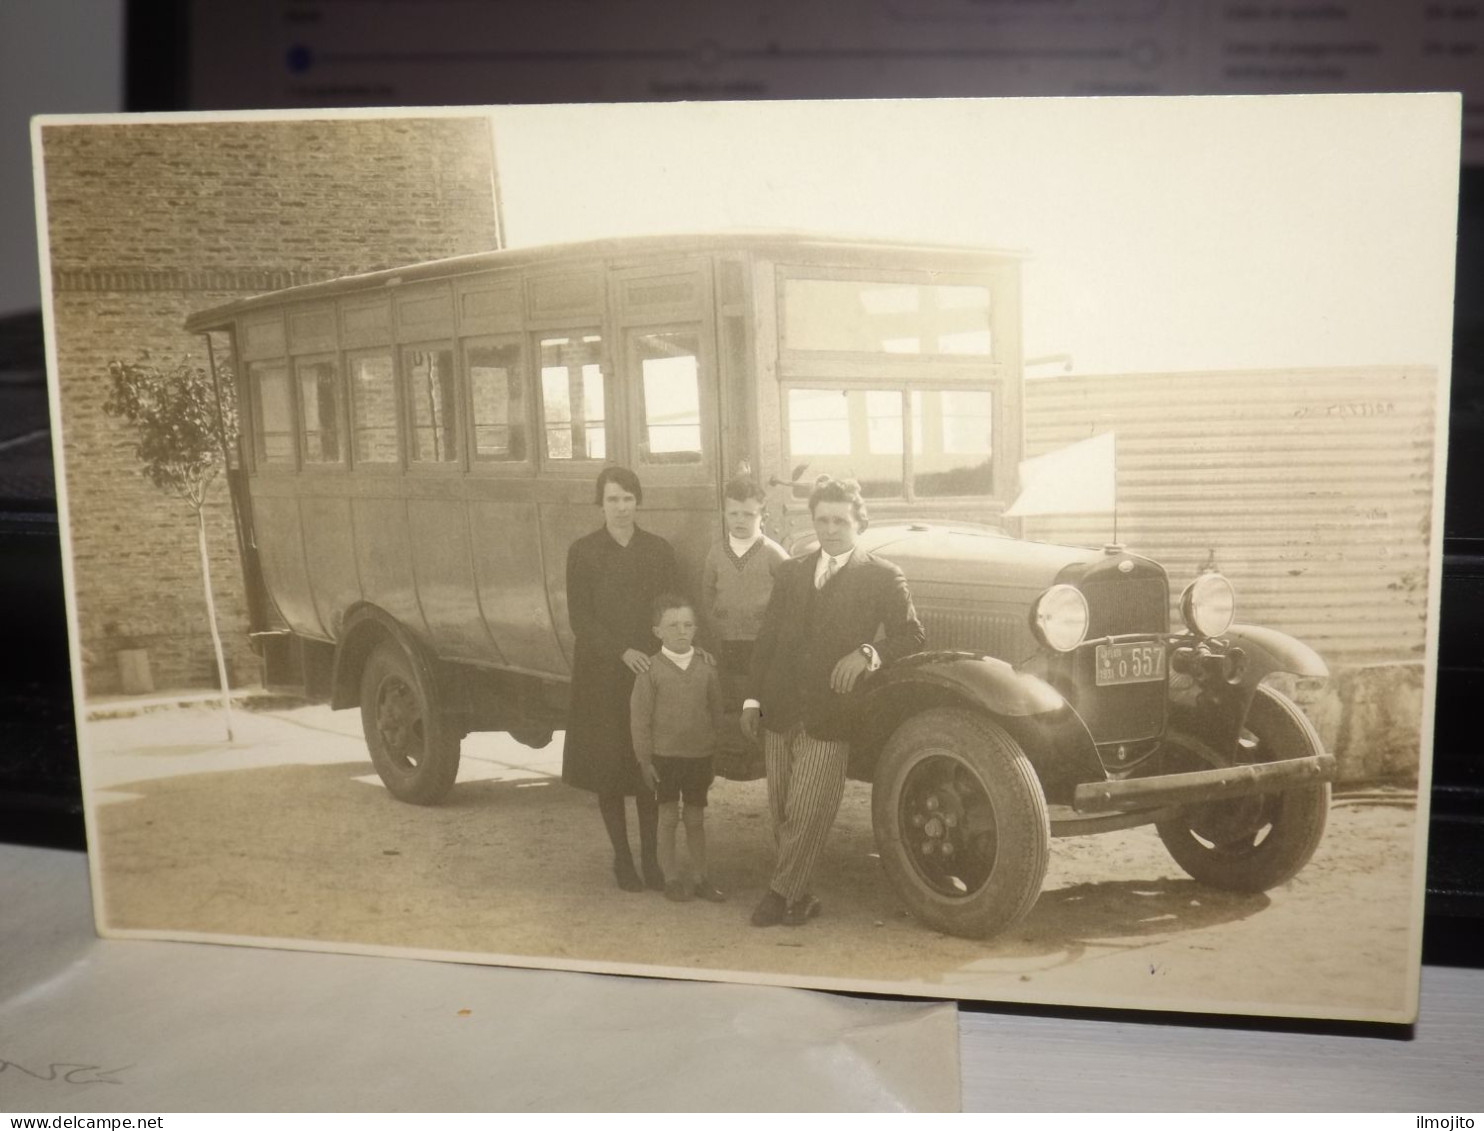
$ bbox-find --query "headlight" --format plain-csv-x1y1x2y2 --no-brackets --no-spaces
1181,572,1236,638
1032,584,1090,652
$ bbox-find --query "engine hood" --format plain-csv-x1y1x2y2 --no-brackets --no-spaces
841,522,1106,590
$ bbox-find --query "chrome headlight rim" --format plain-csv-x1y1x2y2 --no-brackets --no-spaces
1032,583,1090,653
1181,572,1236,638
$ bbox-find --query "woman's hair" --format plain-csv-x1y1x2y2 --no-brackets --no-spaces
807,474,868,532
722,475,767,505
594,464,643,505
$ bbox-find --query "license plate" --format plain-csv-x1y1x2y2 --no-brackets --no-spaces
1095,642,1166,686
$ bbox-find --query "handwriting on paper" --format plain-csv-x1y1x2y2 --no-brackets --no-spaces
0,1058,129,1086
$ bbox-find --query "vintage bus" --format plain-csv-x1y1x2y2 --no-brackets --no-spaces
186,233,1333,939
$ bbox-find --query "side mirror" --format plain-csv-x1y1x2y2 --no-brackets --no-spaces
768,461,811,487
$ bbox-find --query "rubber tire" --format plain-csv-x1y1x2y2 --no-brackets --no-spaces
872,707,1050,940
359,639,461,805
1156,685,1330,892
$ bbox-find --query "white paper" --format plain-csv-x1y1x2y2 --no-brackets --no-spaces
0,844,960,1112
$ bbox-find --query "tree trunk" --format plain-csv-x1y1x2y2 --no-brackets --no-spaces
196,506,235,742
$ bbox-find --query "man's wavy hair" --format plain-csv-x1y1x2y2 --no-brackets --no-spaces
807,474,868,533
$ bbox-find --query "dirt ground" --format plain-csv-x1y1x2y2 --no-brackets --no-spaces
82,701,1425,1021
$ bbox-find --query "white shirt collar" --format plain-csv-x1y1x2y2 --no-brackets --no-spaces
814,548,852,584
661,645,695,670
728,533,761,558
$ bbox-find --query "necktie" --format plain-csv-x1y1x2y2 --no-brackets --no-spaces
817,554,839,590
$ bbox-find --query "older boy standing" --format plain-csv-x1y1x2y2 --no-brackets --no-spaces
703,476,788,778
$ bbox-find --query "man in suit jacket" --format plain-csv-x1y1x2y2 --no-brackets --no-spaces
741,476,925,927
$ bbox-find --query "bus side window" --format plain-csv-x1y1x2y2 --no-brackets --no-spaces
466,337,528,462
297,355,343,464
250,359,295,466
539,333,606,461
630,327,704,466
349,350,398,465
404,344,459,464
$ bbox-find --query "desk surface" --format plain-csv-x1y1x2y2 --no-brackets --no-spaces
3,842,1481,1112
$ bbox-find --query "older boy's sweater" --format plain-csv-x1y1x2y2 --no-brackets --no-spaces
702,536,789,642
630,652,724,762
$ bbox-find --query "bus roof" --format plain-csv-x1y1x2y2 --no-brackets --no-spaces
184,230,1023,333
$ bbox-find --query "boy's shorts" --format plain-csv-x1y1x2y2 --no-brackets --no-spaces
652,755,715,806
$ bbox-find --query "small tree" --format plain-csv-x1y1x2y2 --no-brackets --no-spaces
104,350,240,740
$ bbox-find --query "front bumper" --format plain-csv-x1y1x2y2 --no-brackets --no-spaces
1072,753,1336,815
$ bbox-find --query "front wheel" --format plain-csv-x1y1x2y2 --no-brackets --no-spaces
359,639,461,805
872,708,1050,940
1156,685,1330,891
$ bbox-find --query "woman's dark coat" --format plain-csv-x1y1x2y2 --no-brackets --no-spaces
561,525,680,794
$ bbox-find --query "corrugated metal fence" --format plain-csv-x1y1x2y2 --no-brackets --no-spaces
1022,367,1439,667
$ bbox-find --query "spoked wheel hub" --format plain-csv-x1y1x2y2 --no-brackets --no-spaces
374,675,424,769
900,753,997,897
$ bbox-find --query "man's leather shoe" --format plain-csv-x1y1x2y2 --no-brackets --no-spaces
782,895,822,926
693,878,727,903
750,890,787,927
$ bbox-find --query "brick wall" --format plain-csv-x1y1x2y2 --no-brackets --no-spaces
41,118,500,697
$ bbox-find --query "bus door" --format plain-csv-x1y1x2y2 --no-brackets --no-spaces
611,259,723,603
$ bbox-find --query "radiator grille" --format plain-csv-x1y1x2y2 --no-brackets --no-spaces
1082,576,1168,638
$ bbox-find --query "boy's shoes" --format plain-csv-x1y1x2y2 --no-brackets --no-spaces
783,895,822,926
642,859,667,892
750,890,788,927
692,878,727,903
614,858,645,893
664,879,694,903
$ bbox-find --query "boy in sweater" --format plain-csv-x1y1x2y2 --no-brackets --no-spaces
703,477,789,778
631,594,727,902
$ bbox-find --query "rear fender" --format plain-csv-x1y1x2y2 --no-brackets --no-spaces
330,605,437,711
849,652,1102,796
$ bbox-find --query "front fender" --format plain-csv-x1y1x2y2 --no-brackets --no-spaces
1225,623,1330,683
1169,623,1329,756
847,651,1101,795
871,651,1065,717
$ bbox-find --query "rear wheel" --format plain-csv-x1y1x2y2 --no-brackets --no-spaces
359,639,461,805
872,708,1050,939
1156,685,1329,891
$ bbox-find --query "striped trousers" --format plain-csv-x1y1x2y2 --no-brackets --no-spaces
763,725,850,903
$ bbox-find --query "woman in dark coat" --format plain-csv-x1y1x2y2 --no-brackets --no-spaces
563,465,681,891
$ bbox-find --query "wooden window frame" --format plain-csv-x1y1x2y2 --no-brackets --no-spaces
294,352,348,473
346,346,403,473
462,332,535,477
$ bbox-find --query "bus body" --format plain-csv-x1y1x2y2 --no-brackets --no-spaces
187,232,1334,940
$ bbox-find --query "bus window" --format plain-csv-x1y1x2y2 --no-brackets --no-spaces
250,359,294,466
787,386,994,499
405,344,459,464
632,328,703,465
912,388,993,497
297,355,343,464
466,338,528,462
350,351,398,465
539,333,606,461
782,279,992,357
786,387,905,498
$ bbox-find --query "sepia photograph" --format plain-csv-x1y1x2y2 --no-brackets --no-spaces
33,96,1458,1022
